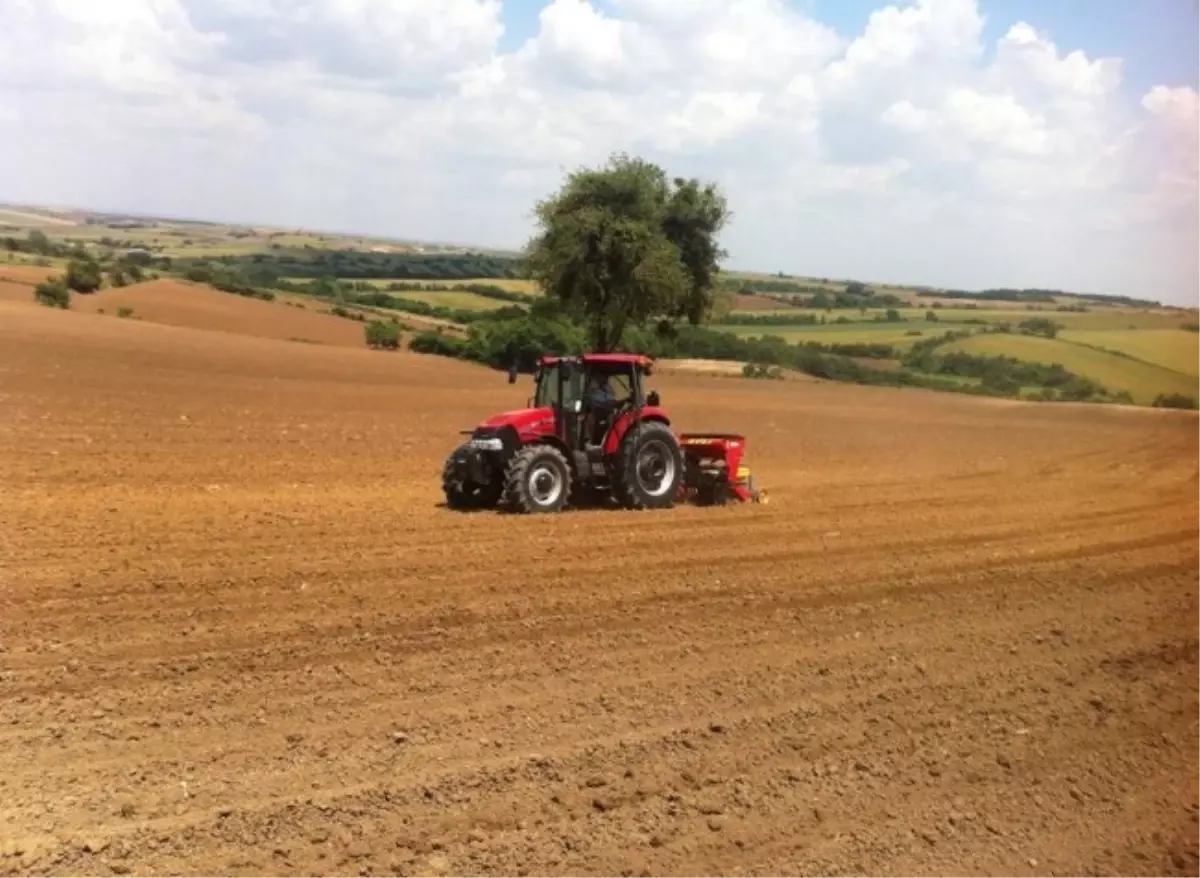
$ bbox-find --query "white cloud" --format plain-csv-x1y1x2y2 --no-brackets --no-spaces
186,0,503,88
1142,84,1200,134
0,0,1195,303
995,22,1122,96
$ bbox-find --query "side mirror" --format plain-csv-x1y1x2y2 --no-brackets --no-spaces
647,390,660,407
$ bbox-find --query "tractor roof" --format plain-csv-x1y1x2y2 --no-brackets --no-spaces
539,353,654,369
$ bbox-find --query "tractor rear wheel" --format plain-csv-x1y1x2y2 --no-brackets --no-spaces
613,420,683,510
442,444,503,510
502,444,572,513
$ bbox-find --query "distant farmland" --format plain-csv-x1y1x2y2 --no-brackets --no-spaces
942,333,1198,405
1059,329,1199,378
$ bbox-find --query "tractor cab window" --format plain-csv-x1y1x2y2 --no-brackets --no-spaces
605,371,632,404
534,366,557,408
584,366,634,409
535,363,585,411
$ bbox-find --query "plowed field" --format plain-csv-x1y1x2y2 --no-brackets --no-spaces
0,265,58,303
68,280,370,347
1,301,1197,877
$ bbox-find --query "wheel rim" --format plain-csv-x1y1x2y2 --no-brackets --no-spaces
528,462,564,506
636,439,676,497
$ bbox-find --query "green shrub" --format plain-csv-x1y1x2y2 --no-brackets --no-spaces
117,306,135,319
365,320,401,349
742,362,783,380
409,330,466,358
980,372,1021,394
33,280,70,309
65,258,103,293
1152,393,1198,410
330,304,366,321
1017,317,1061,339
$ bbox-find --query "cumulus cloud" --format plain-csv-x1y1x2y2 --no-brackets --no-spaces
0,0,1194,302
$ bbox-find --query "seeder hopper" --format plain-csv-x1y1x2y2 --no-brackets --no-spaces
678,433,768,506
441,353,768,514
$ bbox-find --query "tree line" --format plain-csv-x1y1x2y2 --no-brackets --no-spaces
171,250,522,283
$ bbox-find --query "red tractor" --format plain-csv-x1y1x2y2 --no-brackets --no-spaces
441,353,767,513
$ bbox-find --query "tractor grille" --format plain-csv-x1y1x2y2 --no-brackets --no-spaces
470,425,519,457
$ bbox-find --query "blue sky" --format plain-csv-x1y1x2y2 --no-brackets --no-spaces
0,0,1196,303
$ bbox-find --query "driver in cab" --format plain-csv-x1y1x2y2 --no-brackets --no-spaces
585,372,617,445
586,372,615,409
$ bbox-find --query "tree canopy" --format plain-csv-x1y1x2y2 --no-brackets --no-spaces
523,153,730,352
65,257,103,294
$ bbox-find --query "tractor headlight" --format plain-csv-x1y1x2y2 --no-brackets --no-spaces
469,437,503,452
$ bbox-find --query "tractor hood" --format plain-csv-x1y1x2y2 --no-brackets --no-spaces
476,406,555,436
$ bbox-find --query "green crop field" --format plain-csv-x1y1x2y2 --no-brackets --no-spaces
721,322,943,350
397,290,512,311
724,306,1194,330
1037,309,1197,330
2,253,74,274
942,333,1199,405
417,277,541,295
297,277,540,296
1060,329,1199,378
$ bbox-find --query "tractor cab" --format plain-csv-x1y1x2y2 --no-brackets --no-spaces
531,354,661,452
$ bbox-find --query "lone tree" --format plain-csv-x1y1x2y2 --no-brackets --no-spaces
524,152,730,352
65,257,103,294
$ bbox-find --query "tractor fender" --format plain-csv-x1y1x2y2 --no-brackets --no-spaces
604,409,672,457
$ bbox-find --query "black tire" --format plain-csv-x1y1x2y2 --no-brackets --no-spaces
442,444,503,510
613,420,683,510
502,444,573,514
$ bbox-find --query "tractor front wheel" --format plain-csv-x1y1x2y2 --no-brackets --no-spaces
442,444,503,510
502,444,572,513
614,420,683,510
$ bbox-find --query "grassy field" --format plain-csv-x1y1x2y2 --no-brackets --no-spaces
285,277,539,296
397,290,510,311
416,277,540,295
1060,329,1199,378
724,307,1196,330
722,322,944,350
943,333,1199,405
3,252,71,272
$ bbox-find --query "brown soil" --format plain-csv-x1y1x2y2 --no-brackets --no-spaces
273,292,467,338
0,265,59,302
0,264,59,285
0,280,37,303
66,280,371,347
1,302,1196,877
